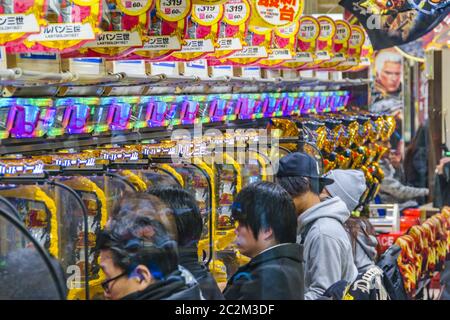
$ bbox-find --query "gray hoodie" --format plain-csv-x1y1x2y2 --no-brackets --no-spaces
353,222,378,272
297,197,358,300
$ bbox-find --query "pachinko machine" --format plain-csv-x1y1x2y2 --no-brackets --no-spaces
0,85,393,294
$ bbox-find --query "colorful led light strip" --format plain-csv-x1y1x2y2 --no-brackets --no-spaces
0,91,350,139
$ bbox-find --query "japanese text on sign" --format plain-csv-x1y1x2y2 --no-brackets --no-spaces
0,162,44,175
217,37,242,50
291,51,313,62
84,31,142,47
55,158,97,167
0,14,40,34
180,39,214,52
101,152,140,161
228,45,268,58
28,23,95,41
268,49,291,60
141,36,181,50
255,0,303,27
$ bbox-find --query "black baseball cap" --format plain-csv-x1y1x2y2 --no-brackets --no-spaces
276,152,334,185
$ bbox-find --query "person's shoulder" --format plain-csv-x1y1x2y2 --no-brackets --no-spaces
312,217,346,236
165,283,204,300
308,219,350,247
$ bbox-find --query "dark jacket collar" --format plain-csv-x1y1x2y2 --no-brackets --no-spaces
247,243,303,268
120,270,188,300
178,245,209,281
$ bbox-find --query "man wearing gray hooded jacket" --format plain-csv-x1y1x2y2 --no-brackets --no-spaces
321,169,379,273
276,152,358,300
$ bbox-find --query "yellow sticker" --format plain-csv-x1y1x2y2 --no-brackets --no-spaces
156,0,192,22
192,4,224,26
275,21,299,39
223,0,250,26
116,0,154,16
350,25,365,49
249,25,272,35
335,20,351,44
193,0,227,5
297,16,320,42
73,0,99,5
317,16,336,41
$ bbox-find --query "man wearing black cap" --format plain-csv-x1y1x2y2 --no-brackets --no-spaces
276,152,358,300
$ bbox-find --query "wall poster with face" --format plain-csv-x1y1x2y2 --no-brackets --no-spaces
370,48,404,154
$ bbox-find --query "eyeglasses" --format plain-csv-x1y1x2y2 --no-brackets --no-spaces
101,271,127,293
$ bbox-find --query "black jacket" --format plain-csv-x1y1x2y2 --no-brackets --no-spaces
121,269,203,300
223,243,304,300
179,246,224,300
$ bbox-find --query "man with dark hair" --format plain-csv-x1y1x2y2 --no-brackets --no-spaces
276,152,357,300
147,186,224,300
223,181,304,300
97,194,203,300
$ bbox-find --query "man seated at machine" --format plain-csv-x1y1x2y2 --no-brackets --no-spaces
147,186,224,300
97,194,203,300
223,181,304,300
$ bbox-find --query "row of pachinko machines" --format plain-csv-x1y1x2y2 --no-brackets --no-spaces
0,91,349,139
0,106,395,299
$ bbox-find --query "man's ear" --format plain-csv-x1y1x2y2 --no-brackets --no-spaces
260,228,274,242
133,265,154,287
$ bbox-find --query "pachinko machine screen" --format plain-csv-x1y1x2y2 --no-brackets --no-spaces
237,94,263,120
145,96,188,127
202,94,238,123
51,97,100,136
283,92,303,117
264,93,285,118
0,98,55,139
95,97,139,133
302,92,320,115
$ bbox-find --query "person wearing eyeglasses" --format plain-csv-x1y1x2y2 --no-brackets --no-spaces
222,181,304,300
97,194,203,300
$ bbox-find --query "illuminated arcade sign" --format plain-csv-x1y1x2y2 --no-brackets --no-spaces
100,149,141,161
54,157,97,167
0,161,45,175
0,92,349,141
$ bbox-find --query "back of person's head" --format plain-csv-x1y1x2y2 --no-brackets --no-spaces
321,169,377,252
276,152,331,197
98,212,179,281
322,169,367,212
0,248,67,300
277,175,319,197
112,192,178,243
231,181,297,243
147,186,203,247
